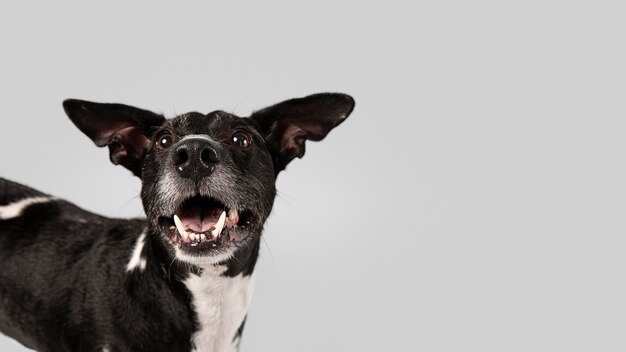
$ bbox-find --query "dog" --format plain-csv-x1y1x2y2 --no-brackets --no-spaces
0,93,354,352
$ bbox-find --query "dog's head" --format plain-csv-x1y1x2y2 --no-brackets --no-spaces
63,93,354,267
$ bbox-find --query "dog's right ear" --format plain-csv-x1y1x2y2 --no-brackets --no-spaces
250,93,355,174
63,99,166,177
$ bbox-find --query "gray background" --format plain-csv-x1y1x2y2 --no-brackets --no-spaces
1,1,625,351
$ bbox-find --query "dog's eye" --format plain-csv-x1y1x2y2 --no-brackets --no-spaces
232,132,252,148
156,133,174,150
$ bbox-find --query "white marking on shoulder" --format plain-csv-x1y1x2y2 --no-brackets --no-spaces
186,266,254,352
126,229,147,272
0,196,54,219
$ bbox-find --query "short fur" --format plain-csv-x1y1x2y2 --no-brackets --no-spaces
0,93,354,351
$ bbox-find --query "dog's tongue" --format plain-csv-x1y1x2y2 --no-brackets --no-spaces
179,205,222,233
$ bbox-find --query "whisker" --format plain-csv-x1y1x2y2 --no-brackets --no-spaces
120,193,142,210
231,94,251,115
261,236,275,265
276,191,298,214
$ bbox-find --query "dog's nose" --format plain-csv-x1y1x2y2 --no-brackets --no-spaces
172,139,220,181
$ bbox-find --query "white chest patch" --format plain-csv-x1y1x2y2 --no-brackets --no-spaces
0,196,54,219
185,266,255,352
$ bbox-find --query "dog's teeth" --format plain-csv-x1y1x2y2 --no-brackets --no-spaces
173,215,190,240
200,233,206,241
212,211,226,238
227,209,239,224
190,233,197,241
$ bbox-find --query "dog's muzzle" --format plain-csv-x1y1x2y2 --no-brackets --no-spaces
158,195,254,253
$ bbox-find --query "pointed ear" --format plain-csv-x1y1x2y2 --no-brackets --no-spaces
250,93,355,174
63,99,166,177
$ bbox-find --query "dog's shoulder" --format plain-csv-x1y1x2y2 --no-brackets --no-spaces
0,177,139,232
0,177,50,205
0,177,61,222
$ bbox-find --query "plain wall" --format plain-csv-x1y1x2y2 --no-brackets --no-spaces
1,1,625,351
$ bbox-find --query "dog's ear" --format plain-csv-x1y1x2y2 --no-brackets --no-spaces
63,99,166,177
250,93,355,174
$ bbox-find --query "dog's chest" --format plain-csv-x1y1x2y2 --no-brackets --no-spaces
184,266,254,352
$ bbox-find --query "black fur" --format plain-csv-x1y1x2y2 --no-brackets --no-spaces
0,93,354,351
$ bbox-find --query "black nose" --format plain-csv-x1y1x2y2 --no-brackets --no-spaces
172,139,220,181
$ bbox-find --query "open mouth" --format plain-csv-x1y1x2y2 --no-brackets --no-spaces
158,196,253,252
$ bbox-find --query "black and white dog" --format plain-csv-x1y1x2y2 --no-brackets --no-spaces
0,93,354,352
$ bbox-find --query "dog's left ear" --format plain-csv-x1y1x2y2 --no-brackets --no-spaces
250,93,355,174
63,99,166,177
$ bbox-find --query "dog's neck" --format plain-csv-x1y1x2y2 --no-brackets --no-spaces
183,263,255,352
126,226,259,352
